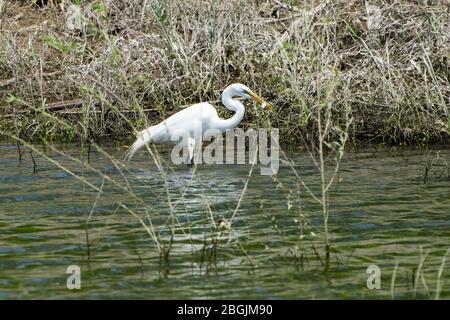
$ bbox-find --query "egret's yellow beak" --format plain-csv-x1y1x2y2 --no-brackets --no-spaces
247,91,273,110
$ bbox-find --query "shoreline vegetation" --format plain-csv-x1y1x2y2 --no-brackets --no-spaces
0,0,449,146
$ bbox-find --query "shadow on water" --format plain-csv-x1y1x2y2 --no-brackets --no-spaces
0,144,449,299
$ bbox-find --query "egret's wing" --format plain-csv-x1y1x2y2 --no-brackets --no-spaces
159,103,217,137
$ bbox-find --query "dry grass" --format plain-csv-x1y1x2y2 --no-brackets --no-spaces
0,0,449,145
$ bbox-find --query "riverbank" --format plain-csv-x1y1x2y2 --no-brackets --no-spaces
1,1,449,146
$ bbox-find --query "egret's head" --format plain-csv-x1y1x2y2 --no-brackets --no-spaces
225,83,273,110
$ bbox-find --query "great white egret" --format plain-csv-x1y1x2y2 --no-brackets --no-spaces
125,83,272,163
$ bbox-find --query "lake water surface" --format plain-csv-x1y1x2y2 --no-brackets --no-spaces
0,144,449,299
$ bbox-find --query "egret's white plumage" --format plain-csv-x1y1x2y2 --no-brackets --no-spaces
125,83,272,162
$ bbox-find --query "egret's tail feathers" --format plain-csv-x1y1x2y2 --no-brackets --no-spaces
124,137,146,162
123,125,162,162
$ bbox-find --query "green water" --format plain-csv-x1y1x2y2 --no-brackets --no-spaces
0,144,449,299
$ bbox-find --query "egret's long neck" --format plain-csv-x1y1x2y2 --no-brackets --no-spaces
214,90,245,132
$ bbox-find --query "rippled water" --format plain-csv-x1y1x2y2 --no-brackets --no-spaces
0,143,449,299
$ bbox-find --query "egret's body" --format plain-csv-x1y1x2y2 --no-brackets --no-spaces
126,83,271,162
